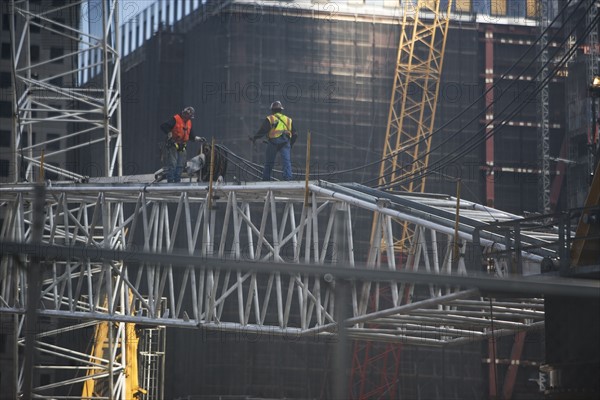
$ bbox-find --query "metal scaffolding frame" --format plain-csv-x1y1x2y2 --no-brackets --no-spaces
378,0,451,196
8,0,122,182
0,179,588,399
587,0,599,174
3,2,598,399
538,0,551,214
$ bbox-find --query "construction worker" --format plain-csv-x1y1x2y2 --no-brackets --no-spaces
249,101,297,181
160,106,205,183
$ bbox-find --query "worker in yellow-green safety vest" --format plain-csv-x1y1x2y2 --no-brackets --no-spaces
160,106,206,183
249,101,298,181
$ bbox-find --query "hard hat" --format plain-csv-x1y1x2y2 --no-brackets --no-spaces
270,101,284,111
182,106,195,119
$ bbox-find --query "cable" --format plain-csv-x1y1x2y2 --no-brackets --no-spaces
376,3,589,189
384,12,599,191
369,0,586,187
382,7,600,190
363,0,582,186
218,145,265,181
391,6,600,189
224,0,579,184
299,0,581,185
221,1,589,184
374,0,595,189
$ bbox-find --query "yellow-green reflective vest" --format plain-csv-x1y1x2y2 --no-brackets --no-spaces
267,113,292,139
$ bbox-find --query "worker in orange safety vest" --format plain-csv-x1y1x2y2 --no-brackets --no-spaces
160,106,205,182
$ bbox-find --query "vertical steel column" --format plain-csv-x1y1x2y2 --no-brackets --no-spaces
22,185,45,398
587,0,599,172
538,0,551,213
484,28,495,208
102,1,110,176
115,2,123,176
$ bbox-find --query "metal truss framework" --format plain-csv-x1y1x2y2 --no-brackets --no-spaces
9,0,122,182
368,2,453,397
378,0,451,195
587,0,599,175
0,180,575,399
538,0,551,214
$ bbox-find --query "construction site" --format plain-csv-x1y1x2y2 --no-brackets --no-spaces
0,0,599,399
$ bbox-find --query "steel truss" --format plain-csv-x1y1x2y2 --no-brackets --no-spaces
587,0,599,175
0,180,570,398
9,0,122,182
378,0,451,195
538,0,551,213
367,1,453,396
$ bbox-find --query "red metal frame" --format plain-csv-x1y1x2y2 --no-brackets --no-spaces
502,332,527,400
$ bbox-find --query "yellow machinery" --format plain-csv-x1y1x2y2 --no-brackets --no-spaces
354,2,453,399
375,0,453,254
82,295,146,399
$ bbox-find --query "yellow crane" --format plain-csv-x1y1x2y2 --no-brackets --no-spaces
82,293,146,399
354,2,453,398
376,0,453,255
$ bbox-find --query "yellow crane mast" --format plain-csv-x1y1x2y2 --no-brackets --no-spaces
356,3,452,397
376,0,452,254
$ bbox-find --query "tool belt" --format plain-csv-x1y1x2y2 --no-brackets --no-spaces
268,130,292,139
168,140,186,152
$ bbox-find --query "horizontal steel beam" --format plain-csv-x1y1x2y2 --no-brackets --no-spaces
2,241,599,297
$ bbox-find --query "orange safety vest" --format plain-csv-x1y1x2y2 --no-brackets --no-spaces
171,114,192,143
267,113,292,139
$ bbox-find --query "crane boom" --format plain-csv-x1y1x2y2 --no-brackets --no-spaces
379,0,452,195
373,0,453,260
355,2,453,399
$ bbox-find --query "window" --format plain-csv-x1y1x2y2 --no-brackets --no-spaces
0,160,9,177
50,47,64,63
526,0,537,18
47,105,61,118
30,17,41,34
0,333,6,353
455,0,472,13
0,130,10,147
30,45,40,62
45,162,59,181
19,131,36,148
491,0,507,15
0,72,11,89
52,18,65,34
2,12,10,31
40,374,51,387
1,43,11,59
46,133,60,150
0,101,12,118
49,76,63,86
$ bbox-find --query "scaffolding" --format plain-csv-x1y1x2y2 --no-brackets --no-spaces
3,1,599,399
1,179,595,398
139,326,166,400
8,0,122,182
